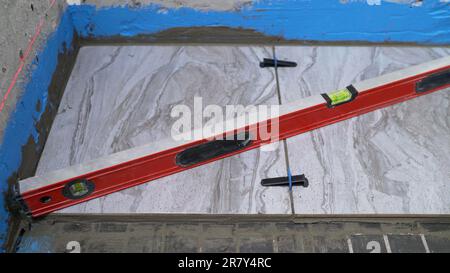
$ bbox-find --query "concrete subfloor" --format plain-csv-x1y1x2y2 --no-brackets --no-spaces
32,45,450,214
14,215,450,253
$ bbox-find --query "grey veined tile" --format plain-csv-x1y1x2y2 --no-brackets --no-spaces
275,46,450,214
36,45,292,214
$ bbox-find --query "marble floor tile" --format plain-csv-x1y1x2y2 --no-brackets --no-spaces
275,46,450,214
36,45,292,214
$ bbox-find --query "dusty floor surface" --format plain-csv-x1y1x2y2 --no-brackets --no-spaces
15,215,450,253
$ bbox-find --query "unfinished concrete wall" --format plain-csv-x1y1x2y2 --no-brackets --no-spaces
0,1,67,143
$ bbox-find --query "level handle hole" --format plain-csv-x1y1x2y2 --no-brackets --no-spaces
39,196,52,204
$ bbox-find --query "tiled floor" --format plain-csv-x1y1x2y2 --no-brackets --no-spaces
276,46,450,214
36,46,291,214
34,45,450,214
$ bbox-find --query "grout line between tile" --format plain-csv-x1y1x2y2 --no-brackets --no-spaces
272,46,296,215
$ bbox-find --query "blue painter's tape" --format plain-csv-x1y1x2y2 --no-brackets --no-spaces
15,235,53,253
69,0,450,44
0,10,75,252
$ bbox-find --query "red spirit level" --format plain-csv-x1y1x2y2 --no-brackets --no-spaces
17,56,450,217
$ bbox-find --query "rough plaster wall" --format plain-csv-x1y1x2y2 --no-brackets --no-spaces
0,0,66,144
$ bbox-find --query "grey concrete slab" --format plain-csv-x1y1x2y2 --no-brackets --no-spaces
35,45,291,214
424,236,450,253
15,215,450,253
387,234,428,253
275,46,450,214
349,235,388,253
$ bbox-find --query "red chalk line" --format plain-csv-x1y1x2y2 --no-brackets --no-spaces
0,0,57,114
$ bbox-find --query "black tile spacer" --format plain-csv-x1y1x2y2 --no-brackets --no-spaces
261,174,309,187
260,58,297,68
